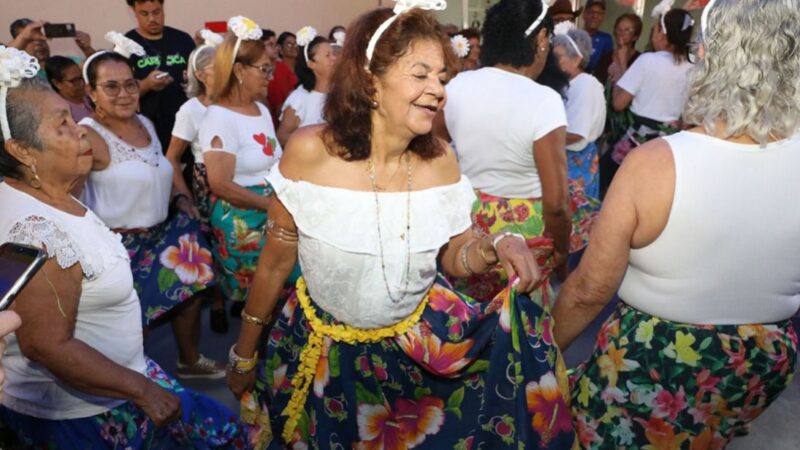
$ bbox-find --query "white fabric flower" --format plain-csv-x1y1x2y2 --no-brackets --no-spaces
651,0,675,18
0,46,39,89
200,29,224,48
393,0,447,14
450,35,470,58
228,16,262,41
296,26,318,48
104,31,145,59
333,30,346,47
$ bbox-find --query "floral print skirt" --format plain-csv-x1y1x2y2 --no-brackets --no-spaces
242,275,575,450
610,117,681,165
209,185,270,303
118,211,215,327
453,190,555,301
0,358,249,449
567,142,601,253
570,302,798,449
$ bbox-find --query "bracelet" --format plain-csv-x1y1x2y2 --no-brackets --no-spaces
241,309,271,326
491,231,526,251
228,344,258,374
460,239,477,276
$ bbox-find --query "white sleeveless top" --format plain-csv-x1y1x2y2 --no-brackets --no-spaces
266,165,476,328
619,131,800,324
0,183,147,420
80,116,173,229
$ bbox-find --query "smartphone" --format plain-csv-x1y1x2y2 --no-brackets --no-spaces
42,23,77,39
0,243,47,311
204,21,228,34
154,72,170,80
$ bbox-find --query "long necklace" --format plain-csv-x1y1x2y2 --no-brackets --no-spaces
367,152,412,303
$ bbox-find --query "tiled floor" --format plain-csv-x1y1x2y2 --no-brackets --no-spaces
145,300,800,449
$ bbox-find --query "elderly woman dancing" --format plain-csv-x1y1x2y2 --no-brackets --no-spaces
227,3,576,449
554,0,800,447
0,47,246,449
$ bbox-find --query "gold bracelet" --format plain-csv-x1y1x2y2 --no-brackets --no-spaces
241,309,271,326
229,344,258,374
460,239,477,276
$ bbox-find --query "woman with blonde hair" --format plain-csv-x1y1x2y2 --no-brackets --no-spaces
556,0,800,447
199,17,282,314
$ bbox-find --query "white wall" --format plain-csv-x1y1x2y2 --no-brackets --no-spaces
1,0,380,59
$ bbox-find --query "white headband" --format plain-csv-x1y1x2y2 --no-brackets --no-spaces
524,0,551,37
554,21,583,59
333,30,346,48
296,26,318,63
701,0,718,36
366,0,447,65
228,16,262,63
82,31,146,83
0,46,40,141
191,30,223,73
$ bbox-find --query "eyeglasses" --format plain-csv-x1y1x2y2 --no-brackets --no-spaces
245,63,274,78
97,79,139,97
283,42,297,48
61,76,85,86
615,27,636,35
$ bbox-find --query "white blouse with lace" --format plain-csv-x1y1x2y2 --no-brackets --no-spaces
266,165,477,328
80,115,173,229
0,182,147,420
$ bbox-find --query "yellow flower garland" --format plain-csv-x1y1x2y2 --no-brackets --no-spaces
281,277,430,443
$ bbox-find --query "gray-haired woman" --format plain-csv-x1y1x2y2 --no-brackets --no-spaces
554,0,800,447
552,25,605,260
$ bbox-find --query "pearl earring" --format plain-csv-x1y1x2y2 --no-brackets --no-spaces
372,100,378,108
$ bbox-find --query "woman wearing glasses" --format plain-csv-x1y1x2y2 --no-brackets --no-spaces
44,56,92,122
81,51,225,379
199,26,283,315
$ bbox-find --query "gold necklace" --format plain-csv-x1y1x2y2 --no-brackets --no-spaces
367,152,412,303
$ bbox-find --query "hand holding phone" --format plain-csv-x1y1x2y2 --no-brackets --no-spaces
0,243,47,311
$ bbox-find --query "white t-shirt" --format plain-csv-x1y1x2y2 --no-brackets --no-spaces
171,97,207,164
564,73,607,151
619,131,800,324
0,182,147,420
198,102,282,187
280,87,326,128
445,67,567,198
616,51,693,122
80,116,173,230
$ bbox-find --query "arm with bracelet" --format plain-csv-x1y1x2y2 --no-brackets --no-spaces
226,194,298,396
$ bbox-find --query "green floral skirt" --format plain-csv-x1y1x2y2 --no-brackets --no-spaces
570,302,798,449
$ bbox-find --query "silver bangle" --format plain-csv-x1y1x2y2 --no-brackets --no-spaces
460,240,476,276
491,231,526,251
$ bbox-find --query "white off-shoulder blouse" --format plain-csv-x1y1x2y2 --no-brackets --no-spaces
266,165,477,328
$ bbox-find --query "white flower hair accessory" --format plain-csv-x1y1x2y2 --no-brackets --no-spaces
296,26,318,62
366,0,447,64
228,16,263,60
333,30,346,47
554,21,583,59
450,34,470,58
651,0,675,33
0,46,40,140
200,29,224,47
81,30,146,84
525,0,555,37
105,31,146,59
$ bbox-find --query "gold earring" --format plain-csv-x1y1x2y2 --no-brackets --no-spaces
29,163,43,189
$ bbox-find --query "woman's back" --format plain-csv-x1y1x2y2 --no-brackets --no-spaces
620,131,800,324
617,51,692,122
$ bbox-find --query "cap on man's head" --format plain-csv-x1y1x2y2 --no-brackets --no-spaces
551,0,583,17
584,0,607,10
10,18,33,38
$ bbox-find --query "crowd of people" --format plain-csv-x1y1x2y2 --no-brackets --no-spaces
0,0,798,448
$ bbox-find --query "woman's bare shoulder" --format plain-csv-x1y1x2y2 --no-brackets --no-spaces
279,125,333,180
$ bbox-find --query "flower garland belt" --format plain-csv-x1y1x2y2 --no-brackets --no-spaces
281,277,430,442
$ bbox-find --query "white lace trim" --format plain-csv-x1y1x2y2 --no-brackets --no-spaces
7,215,96,278
82,116,161,167
266,165,476,254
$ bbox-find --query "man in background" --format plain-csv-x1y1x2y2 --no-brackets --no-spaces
582,0,612,74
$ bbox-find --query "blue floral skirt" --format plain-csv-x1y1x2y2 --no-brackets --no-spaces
567,142,601,253
118,211,216,326
0,359,249,449
242,275,576,449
